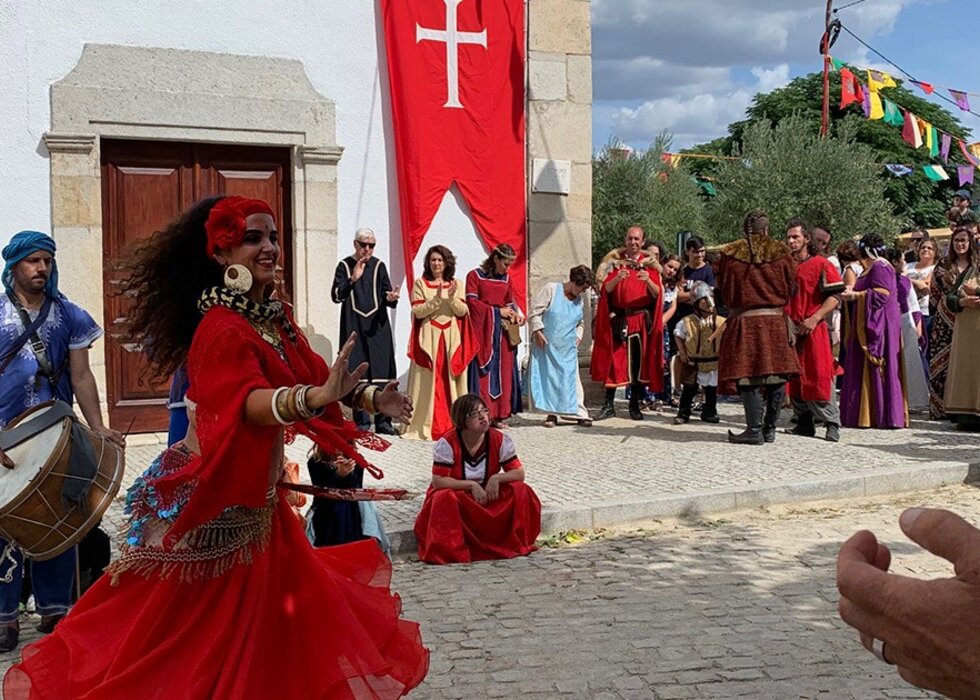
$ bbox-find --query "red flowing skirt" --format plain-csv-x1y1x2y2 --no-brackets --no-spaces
4,495,429,699
413,482,541,564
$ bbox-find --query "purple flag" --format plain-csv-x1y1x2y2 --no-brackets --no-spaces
958,165,975,187
941,133,952,163
950,89,971,111
861,89,872,118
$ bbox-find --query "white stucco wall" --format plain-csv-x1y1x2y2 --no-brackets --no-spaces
0,0,487,379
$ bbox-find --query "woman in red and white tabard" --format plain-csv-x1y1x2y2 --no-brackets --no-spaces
4,196,429,699
414,393,541,564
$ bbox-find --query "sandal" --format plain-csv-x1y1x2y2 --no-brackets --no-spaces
543,415,558,428
577,418,593,427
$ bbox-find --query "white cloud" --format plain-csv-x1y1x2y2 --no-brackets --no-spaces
591,0,922,149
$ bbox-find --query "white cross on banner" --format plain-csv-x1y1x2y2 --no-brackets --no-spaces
416,0,487,109
381,0,529,309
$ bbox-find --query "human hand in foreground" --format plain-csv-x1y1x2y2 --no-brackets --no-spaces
837,508,980,699
333,455,357,477
0,447,12,469
374,381,412,423
532,330,548,349
385,289,400,302
469,482,488,505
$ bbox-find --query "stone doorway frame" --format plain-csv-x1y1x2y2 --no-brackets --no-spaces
43,44,344,422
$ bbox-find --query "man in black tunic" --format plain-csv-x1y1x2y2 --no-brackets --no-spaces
331,227,399,434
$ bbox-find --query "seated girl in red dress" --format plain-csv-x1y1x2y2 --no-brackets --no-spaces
413,394,541,564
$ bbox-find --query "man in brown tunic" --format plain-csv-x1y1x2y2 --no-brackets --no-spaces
716,210,800,444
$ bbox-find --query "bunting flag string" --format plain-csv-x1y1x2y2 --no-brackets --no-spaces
957,165,975,187
660,152,741,167
833,59,980,176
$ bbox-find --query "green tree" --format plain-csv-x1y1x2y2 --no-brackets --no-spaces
706,115,901,241
688,70,972,230
592,133,706,264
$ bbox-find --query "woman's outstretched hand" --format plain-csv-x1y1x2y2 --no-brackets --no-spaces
375,380,413,424
308,333,368,409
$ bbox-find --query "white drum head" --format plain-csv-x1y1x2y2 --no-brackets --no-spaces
0,405,67,508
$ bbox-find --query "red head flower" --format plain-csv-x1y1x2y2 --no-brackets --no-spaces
205,196,275,257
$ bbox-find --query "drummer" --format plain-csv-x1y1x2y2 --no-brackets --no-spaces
0,231,123,652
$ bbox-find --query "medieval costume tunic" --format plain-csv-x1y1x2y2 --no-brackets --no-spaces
785,255,843,427
897,273,929,412
717,236,800,386
404,278,476,441
673,294,723,423
590,251,664,392
413,428,541,564
331,255,397,430
927,260,962,420
840,260,909,429
527,282,588,420
466,269,522,421
943,265,980,428
4,301,429,699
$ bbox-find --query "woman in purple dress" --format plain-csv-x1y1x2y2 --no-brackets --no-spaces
839,234,908,429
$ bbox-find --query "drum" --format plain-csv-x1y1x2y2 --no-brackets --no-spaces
0,402,124,560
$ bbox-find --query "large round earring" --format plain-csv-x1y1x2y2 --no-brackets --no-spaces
224,264,253,293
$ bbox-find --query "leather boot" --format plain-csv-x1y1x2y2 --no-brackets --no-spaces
763,384,785,443
674,384,697,424
628,383,644,420
0,623,18,652
597,399,616,421
789,412,815,437
728,388,764,444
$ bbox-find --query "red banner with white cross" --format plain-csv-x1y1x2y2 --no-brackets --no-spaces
380,0,528,309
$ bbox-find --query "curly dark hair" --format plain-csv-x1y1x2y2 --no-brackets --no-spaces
119,196,225,379
422,244,457,281
479,243,516,276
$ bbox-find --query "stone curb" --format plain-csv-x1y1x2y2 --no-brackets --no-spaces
388,461,976,557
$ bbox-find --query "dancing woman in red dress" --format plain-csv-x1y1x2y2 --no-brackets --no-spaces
4,197,429,699
414,394,541,564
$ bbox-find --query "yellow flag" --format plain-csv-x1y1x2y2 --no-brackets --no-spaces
869,91,884,120
919,118,933,151
867,70,897,92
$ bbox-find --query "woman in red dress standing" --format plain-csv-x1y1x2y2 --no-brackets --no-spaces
4,196,429,699
413,394,541,564
466,244,524,427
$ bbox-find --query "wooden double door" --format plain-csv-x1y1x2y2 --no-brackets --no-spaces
101,139,293,433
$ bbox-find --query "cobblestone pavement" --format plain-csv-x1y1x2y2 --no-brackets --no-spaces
114,402,977,535
397,484,979,699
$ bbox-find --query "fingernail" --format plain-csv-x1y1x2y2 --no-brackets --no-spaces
900,508,924,531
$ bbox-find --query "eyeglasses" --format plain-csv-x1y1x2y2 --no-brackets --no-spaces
357,241,376,249
466,407,490,419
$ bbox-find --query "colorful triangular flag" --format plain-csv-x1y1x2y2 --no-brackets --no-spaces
885,164,914,177
840,68,860,108
957,165,975,187
868,70,897,92
959,140,978,167
929,126,939,158
830,56,846,72
922,165,949,181
882,99,904,126
911,80,935,95
918,118,933,152
869,91,884,120
950,89,971,111
941,133,952,164
902,111,922,148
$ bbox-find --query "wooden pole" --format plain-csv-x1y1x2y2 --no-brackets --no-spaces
821,0,834,137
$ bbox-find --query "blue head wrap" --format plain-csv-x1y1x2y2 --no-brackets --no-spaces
2,231,58,298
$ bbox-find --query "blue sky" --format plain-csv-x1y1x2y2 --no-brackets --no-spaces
591,0,980,153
